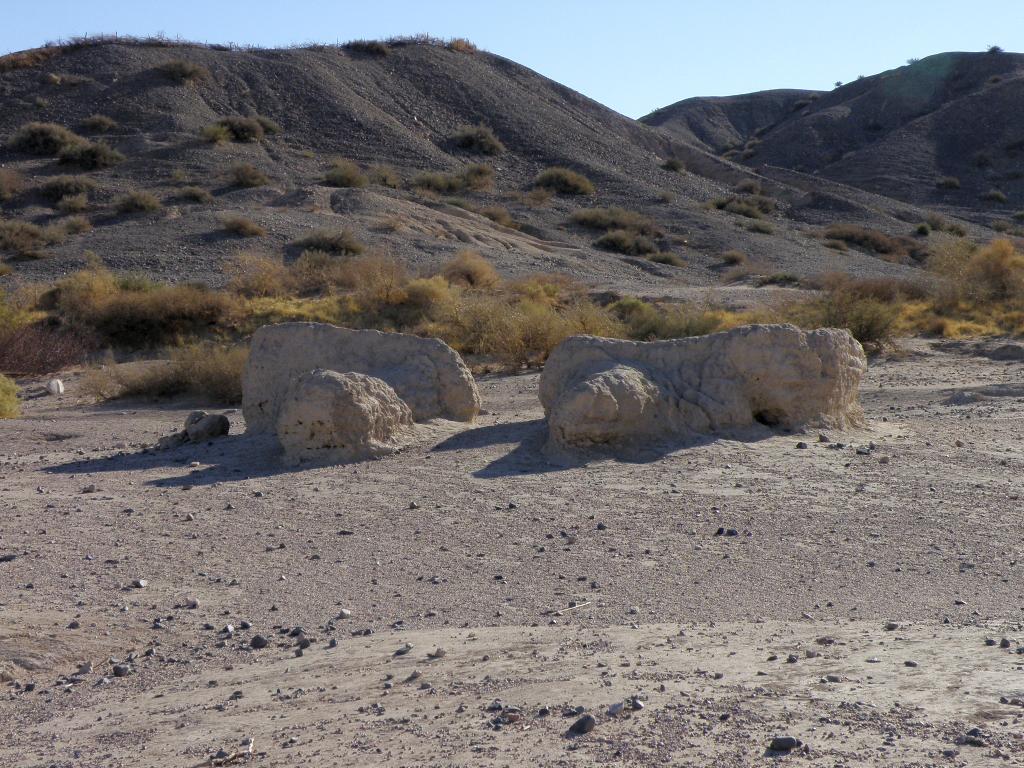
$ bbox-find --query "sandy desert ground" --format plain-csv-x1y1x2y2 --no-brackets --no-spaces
3,337,1024,766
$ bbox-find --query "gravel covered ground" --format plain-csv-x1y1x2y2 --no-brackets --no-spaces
2,337,1024,765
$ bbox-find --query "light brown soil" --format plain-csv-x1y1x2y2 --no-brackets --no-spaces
2,337,1024,765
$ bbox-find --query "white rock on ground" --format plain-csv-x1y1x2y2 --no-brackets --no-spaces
275,369,414,465
242,323,480,433
539,324,866,454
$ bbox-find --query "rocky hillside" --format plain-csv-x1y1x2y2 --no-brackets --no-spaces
644,51,1024,226
0,39,999,296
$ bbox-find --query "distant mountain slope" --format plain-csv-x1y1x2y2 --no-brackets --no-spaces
0,39,993,295
644,51,1024,222
642,89,821,154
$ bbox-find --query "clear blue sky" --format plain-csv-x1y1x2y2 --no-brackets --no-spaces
3,1,1022,118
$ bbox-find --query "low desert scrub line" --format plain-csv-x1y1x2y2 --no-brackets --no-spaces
9,240,1024,404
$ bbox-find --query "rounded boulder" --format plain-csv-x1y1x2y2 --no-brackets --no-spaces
275,369,414,465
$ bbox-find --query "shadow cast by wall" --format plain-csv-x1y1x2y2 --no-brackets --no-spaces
430,417,789,478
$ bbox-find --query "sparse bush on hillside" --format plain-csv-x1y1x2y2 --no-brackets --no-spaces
440,250,500,289
595,229,658,255
0,218,71,258
982,188,1008,204
8,122,87,156
822,223,929,262
534,167,595,196
709,194,776,219
157,59,210,83
649,252,685,267
368,164,400,188
746,219,774,234
227,163,269,188
324,158,368,187
345,39,390,55
116,191,162,214
220,215,266,237
451,124,505,155
58,140,124,169
461,163,494,191
936,176,961,189
446,38,477,53
178,186,213,203
0,375,18,419
0,46,62,73
413,164,494,194
203,116,265,143
570,206,658,235
0,169,24,201
56,193,88,213
480,205,517,228
734,179,763,194
721,250,747,266
81,114,117,132
662,157,685,172
291,228,364,255
40,175,96,202
61,215,92,234
255,116,282,135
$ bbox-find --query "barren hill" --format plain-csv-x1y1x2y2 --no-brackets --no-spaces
0,38,993,296
644,51,1024,225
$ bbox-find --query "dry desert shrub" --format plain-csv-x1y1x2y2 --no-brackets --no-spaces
324,158,368,188
157,59,210,83
291,228,364,256
721,250,747,266
0,374,18,418
203,116,265,143
178,186,213,203
81,114,117,132
533,167,594,196
56,193,89,213
570,206,658,236
0,218,71,258
116,191,161,213
227,163,269,188
413,164,494,194
440,250,500,289
220,215,266,237
0,322,95,374
368,164,400,188
0,169,25,201
445,38,477,53
344,40,389,55
822,223,929,262
936,176,961,189
595,229,658,255
226,252,292,297
708,194,775,219
662,157,685,172
451,124,505,155
649,252,685,267
58,140,124,169
84,343,247,404
480,206,517,228
52,265,237,348
8,122,87,156
0,47,62,72
40,175,96,202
